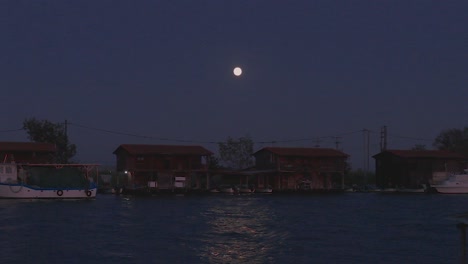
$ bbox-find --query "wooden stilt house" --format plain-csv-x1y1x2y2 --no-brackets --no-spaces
252,147,349,191
113,144,212,193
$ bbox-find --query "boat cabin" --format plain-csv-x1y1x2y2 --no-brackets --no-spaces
0,164,18,183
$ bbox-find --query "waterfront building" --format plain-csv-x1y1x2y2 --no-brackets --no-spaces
113,144,212,193
252,147,349,191
373,149,467,189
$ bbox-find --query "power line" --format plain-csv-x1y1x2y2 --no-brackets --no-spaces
256,130,363,144
0,128,23,133
70,122,366,146
69,122,220,144
68,122,435,148
387,134,433,142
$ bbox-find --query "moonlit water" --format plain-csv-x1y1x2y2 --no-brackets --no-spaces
0,193,466,264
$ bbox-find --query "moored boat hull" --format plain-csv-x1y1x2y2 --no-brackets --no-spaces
397,188,426,193
431,171,468,194
219,188,234,194
432,186,468,194
0,163,99,199
256,188,273,194
0,184,97,199
220,189,234,194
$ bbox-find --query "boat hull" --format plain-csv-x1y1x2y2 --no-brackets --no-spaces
237,188,254,194
432,186,468,194
374,188,397,193
219,188,234,194
0,183,97,199
256,188,273,194
397,188,426,193
431,172,468,194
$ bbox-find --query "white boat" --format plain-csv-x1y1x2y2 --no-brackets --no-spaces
208,187,220,193
0,163,99,199
236,185,254,194
256,186,273,194
218,185,234,194
374,188,398,193
432,171,468,194
397,187,426,193
396,184,428,193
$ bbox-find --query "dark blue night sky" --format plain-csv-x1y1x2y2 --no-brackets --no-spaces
1,0,467,169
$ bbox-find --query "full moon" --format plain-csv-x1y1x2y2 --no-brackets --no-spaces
233,67,242,76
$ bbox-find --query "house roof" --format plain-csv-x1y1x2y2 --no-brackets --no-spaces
113,144,213,156
254,147,349,158
373,149,467,159
0,141,56,152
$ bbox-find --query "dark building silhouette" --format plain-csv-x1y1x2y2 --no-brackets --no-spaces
373,149,468,189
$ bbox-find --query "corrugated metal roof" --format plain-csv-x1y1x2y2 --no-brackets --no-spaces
114,144,213,156
373,149,467,159
0,141,56,152
254,147,349,158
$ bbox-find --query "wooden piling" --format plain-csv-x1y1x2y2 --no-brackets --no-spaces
457,223,467,264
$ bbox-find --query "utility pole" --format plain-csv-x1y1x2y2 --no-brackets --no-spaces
314,138,321,148
363,129,370,183
64,119,68,138
366,130,370,173
380,125,387,151
334,137,341,150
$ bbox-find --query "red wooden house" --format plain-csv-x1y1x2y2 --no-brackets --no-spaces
0,141,56,163
373,149,467,189
252,147,349,191
113,144,213,192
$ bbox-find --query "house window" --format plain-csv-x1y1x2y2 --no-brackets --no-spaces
0,166,3,174
137,156,144,161
5,166,12,174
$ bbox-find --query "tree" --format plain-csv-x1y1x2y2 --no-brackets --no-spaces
23,118,77,163
433,127,468,155
208,156,222,170
218,135,254,170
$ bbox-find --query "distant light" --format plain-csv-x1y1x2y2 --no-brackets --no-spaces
124,171,128,174
233,67,242,76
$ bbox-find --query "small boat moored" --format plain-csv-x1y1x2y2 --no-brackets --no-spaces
255,185,273,194
396,184,429,193
236,184,255,194
218,185,235,194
